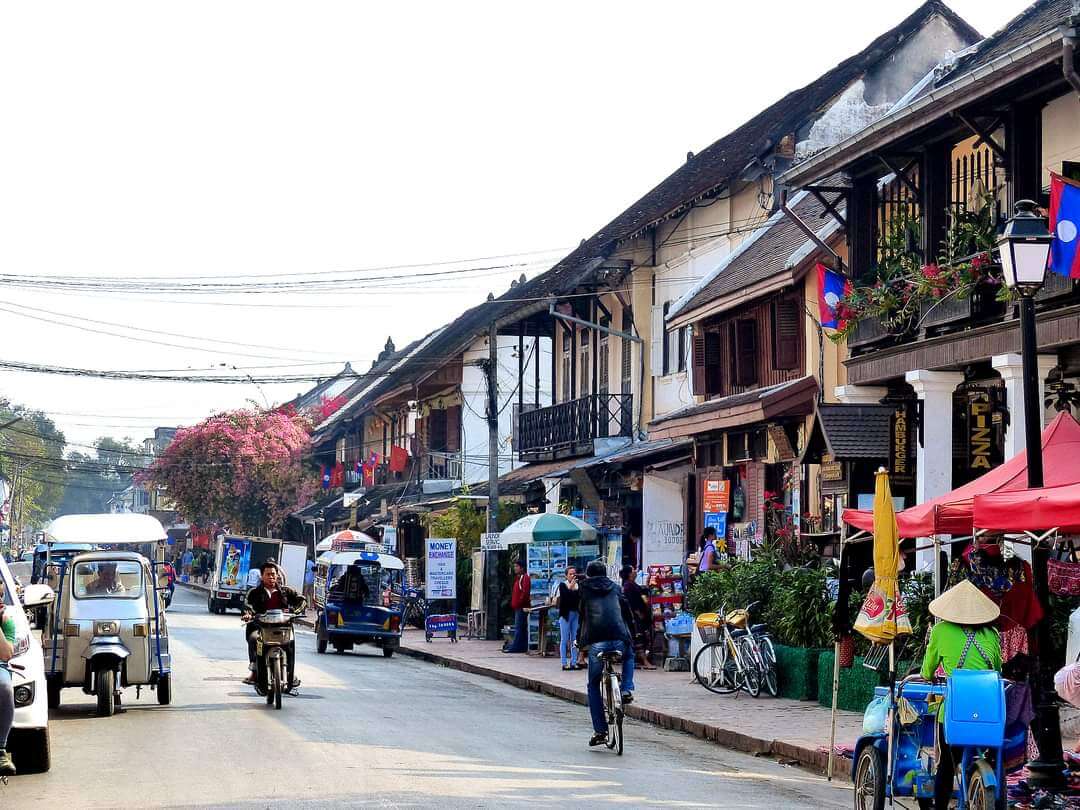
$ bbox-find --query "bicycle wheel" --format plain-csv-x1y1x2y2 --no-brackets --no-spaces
605,671,622,750
693,641,736,694
739,637,762,698
758,636,779,697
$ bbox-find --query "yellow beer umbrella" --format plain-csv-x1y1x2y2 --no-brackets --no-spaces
854,469,912,642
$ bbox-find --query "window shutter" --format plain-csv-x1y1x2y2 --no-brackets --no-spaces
704,330,724,395
691,330,706,395
650,304,664,378
736,319,758,387
445,405,461,452
773,297,801,370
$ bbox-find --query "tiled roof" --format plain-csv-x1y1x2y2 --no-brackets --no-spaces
938,0,1071,83
815,404,893,460
650,375,818,427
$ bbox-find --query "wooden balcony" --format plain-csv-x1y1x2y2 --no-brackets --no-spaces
918,283,1005,334
518,394,633,462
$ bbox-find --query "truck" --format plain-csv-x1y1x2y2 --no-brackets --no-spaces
206,534,308,614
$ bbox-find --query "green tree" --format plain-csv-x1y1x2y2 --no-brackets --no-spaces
0,403,68,537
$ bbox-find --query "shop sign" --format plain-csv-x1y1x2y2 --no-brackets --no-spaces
381,525,397,550
643,474,685,568
425,538,457,600
704,511,727,537
702,477,730,513
821,454,844,482
968,390,994,472
890,404,915,486
480,532,507,551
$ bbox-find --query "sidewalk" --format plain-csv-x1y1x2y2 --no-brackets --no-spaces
397,629,862,778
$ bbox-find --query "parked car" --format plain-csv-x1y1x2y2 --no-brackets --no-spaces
0,555,53,772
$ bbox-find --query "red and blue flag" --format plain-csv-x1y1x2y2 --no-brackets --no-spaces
1049,173,1080,279
817,262,851,329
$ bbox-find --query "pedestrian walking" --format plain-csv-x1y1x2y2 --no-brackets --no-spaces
501,559,530,654
181,548,193,578
554,567,581,670
304,555,316,604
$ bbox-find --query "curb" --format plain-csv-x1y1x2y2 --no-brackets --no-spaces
396,643,850,780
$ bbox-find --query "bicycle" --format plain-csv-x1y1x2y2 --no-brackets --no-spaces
738,610,779,698
692,604,763,697
598,649,625,755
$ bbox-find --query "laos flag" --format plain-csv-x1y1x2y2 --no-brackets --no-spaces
320,465,330,490
1049,173,1080,279
817,262,851,329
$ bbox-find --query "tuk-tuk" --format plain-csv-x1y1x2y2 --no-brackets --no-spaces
313,547,405,657
31,542,94,585
40,514,173,716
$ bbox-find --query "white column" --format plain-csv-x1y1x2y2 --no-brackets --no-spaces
906,370,965,571
992,354,1028,463
834,385,889,405
1039,354,1059,428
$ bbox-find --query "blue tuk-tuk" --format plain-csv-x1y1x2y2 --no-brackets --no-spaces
313,548,405,657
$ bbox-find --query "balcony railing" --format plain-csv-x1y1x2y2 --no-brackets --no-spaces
517,394,632,462
426,450,462,481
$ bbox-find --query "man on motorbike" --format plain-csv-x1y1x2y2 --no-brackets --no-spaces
0,589,16,776
578,559,636,748
241,561,306,689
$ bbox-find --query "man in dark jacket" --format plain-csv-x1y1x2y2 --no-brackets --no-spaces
578,559,636,746
242,561,306,687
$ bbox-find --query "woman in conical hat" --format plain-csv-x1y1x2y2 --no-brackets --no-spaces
920,580,1002,810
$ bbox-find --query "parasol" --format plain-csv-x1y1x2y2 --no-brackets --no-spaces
854,469,912,642
499,513,598,545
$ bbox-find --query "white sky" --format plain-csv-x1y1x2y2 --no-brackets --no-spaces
0,1,1021,448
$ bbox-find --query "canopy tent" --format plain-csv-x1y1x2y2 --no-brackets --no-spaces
974,482,1080,534
843,412,1080,537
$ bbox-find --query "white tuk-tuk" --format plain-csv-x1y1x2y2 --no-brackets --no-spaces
40,514,173,716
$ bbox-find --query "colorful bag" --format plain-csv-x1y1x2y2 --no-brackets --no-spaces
1048,558,1080,597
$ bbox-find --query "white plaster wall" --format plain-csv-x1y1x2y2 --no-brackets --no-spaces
460,334,551,485
1042,93,1080,187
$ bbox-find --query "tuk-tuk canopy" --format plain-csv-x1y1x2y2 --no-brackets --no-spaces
46,514,168,545
317,550,404,570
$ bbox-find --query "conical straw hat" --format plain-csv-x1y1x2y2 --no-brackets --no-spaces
928,580,1000,625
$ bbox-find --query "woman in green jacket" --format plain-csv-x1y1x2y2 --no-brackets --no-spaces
919,579,1002,810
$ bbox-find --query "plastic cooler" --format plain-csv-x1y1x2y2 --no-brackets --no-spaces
944,670,1006,747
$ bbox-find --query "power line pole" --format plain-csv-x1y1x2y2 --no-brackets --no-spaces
484,320,501,641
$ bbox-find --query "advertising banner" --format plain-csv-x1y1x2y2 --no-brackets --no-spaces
702,477,730,514
425,537,457,600
643,474,685,568
219,537,251,588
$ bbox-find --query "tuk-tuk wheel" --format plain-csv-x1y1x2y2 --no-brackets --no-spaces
966,760,1003,810
96,669,116,717
157,674,172,706
854,745,885,810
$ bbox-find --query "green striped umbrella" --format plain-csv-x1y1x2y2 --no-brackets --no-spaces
500,513,597,545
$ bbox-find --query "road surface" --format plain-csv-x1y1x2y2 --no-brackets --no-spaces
4,586,851,808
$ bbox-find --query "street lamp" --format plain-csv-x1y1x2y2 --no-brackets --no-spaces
998,198,1062,787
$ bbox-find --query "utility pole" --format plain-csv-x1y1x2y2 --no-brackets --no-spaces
484,320,501,641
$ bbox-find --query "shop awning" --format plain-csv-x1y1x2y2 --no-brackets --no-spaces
802,403,894,463
843,411,1080,537
648,375,818,441
974,482,1080,534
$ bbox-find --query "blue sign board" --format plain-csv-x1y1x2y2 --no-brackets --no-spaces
704,511,727,536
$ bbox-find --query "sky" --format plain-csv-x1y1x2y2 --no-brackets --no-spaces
0,0,1023,449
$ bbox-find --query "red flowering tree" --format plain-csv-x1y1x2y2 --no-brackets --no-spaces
139,408,317,535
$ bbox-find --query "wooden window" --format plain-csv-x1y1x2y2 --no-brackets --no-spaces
661,302,671,375
620,307,633,395
691,330,706,395
733,319,758,387
429,409,448,453
772,296,801,370
691,328,724,397
445,405,461,452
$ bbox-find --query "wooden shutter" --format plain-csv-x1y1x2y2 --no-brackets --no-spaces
704,330,724,395
650,304,664,378
736,319,758,386
429,409,448,452
773,296,801,370
445,405,461,452
691,330,706,395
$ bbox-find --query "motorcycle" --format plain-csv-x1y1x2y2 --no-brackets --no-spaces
246,610,301,710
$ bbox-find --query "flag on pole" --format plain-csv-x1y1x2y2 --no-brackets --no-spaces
817,263,851,329
320,465,330,490
1048,173,1080,279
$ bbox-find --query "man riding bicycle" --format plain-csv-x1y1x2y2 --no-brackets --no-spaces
578,559,636,747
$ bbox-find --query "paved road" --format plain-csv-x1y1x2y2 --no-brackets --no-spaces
5,587,851,808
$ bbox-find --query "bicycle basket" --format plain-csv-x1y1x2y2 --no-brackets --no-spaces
726,609,749,629
695,612,721,643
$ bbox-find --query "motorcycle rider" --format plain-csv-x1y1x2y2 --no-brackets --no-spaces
0,588,16,776
241,561,306,689
578,559,636,747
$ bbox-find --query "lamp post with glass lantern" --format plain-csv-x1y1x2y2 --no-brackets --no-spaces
997,198,1062,786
